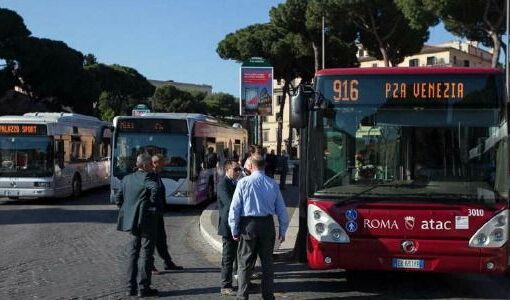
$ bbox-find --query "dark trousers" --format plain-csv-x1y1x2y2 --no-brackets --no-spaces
126,233,156,291
279,171,287,189
155,216,173,267
221,235,238,288
236,216,275,300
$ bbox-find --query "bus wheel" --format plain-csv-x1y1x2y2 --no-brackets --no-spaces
72,176,82,199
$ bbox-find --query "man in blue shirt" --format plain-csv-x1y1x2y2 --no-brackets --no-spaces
228,154,289,300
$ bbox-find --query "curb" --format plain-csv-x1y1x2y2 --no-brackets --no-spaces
198,188,299,259
199,202,222,253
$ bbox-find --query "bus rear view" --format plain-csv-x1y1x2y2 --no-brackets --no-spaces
294,68,509,274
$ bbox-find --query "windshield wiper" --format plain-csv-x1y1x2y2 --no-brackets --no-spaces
333,184,381,206
323,169,350,188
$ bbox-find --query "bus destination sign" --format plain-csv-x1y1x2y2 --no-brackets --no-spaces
332,80,464,102
319,72,500,107
117,119,188,134
0,124,46,135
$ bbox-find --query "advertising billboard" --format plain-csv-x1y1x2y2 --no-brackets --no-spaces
240,58,273,116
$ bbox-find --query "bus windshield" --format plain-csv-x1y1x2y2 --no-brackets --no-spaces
113,132,188,180
318,106,508,203
312,70,508,204
0,136,53,177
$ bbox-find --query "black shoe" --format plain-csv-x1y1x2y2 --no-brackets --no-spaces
164,262,184,270
138,288,158,297
125,288,137,296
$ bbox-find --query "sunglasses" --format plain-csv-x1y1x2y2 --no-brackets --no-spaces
233,167,242,172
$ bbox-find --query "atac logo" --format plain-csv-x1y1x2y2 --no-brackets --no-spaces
404,216,415,230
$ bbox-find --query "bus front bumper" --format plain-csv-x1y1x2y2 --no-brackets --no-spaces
0,188,55,199
307,235,508,274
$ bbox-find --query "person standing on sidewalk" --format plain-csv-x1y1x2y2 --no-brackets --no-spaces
228,154,289,300
217,160,242,296
151,154,184,275
115,154,160,297
278,150,289,190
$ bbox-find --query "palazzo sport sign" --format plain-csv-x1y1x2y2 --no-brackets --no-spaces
240,57,273,116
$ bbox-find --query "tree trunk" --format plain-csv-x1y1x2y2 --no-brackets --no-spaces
380,46,389,67
276,82,290,155
490,32,501,68
312,41,320,72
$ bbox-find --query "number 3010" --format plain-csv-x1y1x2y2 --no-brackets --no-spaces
468,209,484,217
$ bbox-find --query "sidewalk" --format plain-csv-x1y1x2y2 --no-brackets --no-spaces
199,174,300,257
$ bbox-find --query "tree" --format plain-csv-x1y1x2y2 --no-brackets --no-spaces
270,0,359,154
86,63,155,119
0,8,30,50
152,85,198,113
339,0,430,67
218,19,357,153
270,0,359,72
83,53,97,66
400,0,505,67
0,36,94,113
0,9,93,112
0,8,156,117
203,92,238,118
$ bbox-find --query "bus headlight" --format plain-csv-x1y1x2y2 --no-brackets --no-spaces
330,228,348,242
495,215,506,227
307,203,350,244
476,233,488,245
315,223,325,234
491,228,505,242
172,191,190,197
34,182,51,188
469,210,508,248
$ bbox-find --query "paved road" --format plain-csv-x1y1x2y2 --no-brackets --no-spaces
0,188,510,299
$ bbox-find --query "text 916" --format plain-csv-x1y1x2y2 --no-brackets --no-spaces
333,80,359,101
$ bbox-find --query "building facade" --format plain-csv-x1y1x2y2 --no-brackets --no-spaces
260,79,300,157
358,40,493,68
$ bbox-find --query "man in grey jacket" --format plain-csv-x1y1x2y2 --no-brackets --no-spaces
115,154,161,297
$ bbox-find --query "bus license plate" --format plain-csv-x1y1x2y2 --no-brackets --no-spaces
392,258,424,269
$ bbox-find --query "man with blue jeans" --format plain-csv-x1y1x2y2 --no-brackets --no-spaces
228,154,289,300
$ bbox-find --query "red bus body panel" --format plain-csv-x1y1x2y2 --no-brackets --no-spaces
307,199,509,274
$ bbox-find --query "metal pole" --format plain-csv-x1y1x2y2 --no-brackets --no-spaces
506,0,509,103
322,15,325,69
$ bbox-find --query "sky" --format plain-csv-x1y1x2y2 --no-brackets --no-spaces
1,0,455,97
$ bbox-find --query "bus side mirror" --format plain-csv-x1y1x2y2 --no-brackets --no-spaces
290,85,311,129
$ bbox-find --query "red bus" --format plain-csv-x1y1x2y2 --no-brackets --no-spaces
292,68,509,274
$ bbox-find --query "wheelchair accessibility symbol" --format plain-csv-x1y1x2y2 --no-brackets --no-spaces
345,209,358,221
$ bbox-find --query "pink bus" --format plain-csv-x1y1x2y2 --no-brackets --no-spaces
111,113,247,205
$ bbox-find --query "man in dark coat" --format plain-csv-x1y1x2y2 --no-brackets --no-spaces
278,150,289,190
115,154,160,298
217,160,242,295
151,154,183,274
